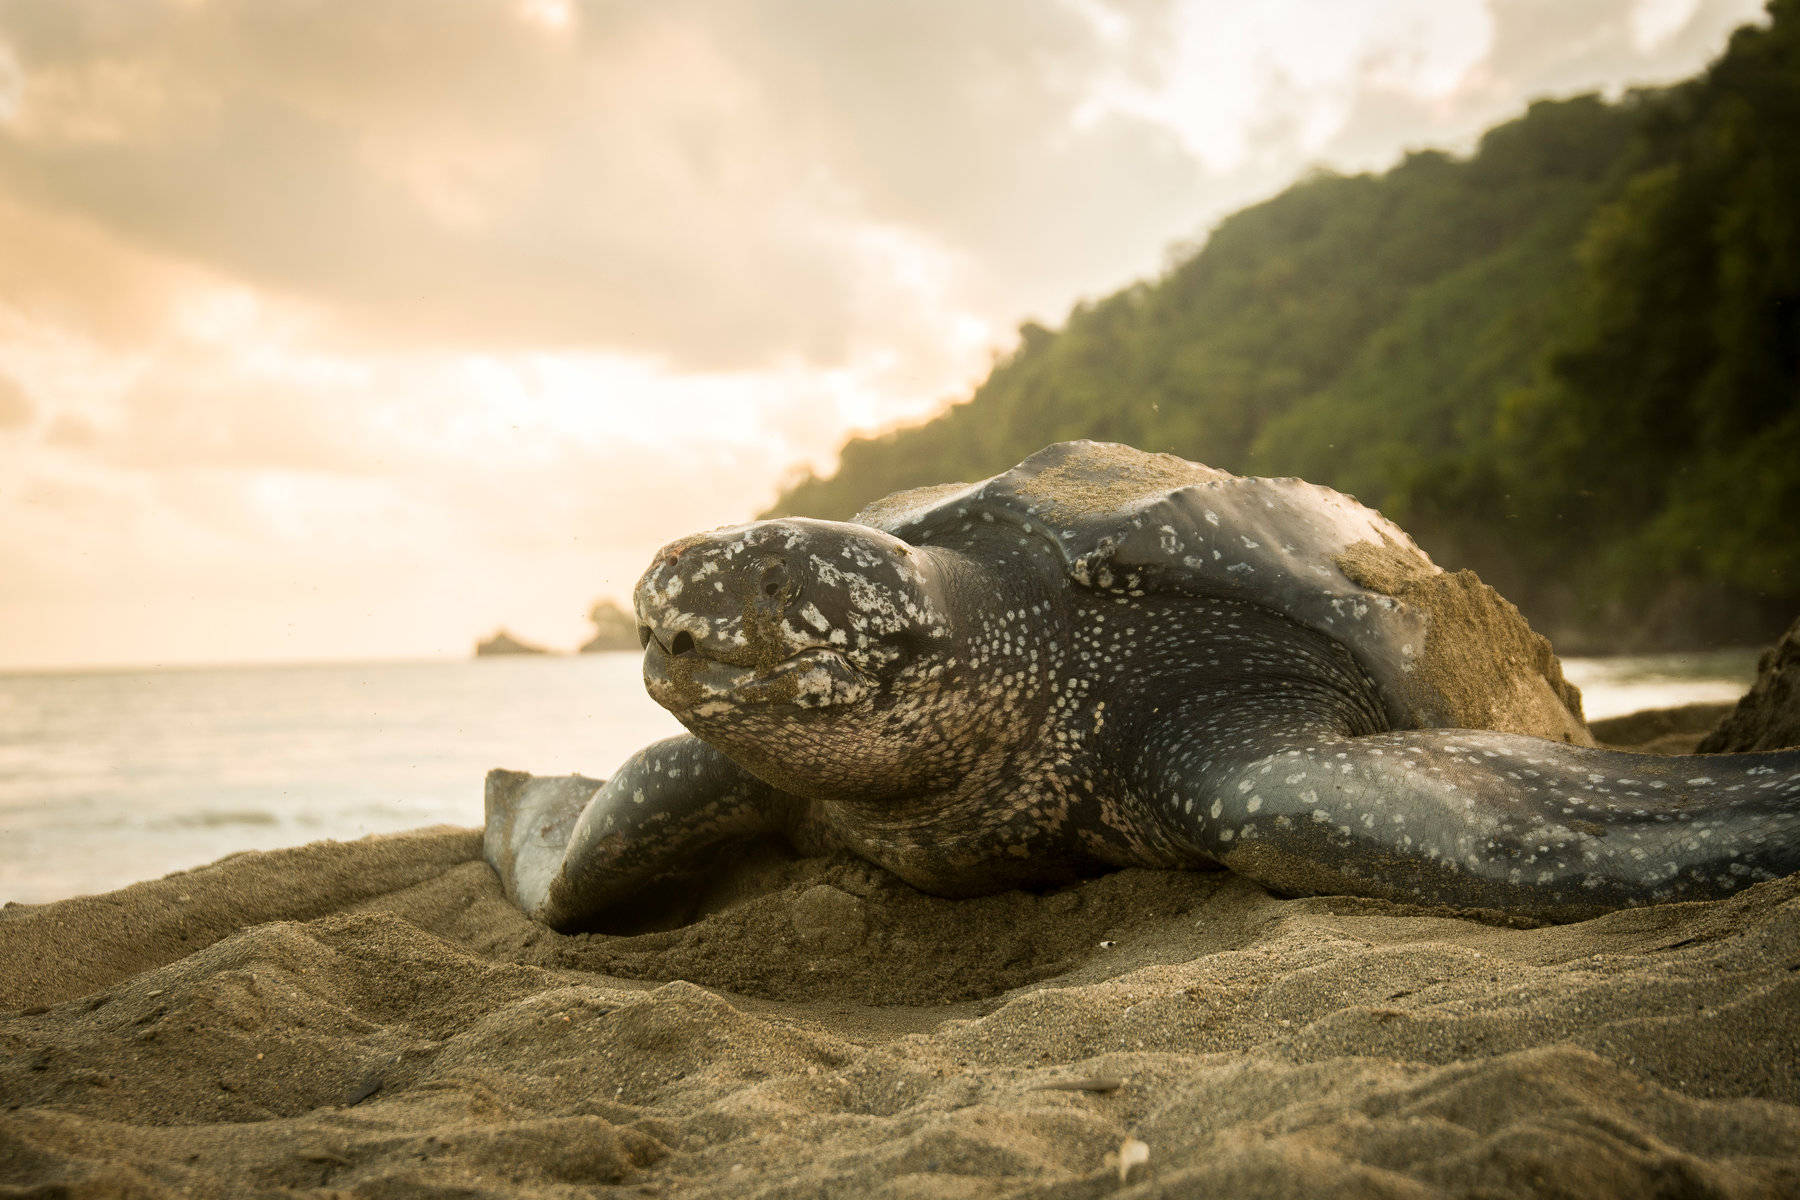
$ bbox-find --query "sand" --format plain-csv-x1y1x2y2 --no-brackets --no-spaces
5,703,1800,1200
1335,535,1591,747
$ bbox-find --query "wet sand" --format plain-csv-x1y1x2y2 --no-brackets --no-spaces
4,711,1799,1200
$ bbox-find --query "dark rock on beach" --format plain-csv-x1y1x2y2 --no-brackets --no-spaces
1699,615,1800,754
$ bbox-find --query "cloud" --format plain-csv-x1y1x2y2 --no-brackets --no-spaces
0,0,1775,667
1082,1,1496,169
1,0,1768,365
0,0,1034,370
1089,0,1768,178
0,370,31,428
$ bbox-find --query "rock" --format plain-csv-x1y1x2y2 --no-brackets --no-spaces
1698,615,1800,753
788,885,866,955
579,599,642,653
578,632,638,653
475,629,551,657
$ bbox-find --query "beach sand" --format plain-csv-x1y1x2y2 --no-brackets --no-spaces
3,716,1798,1198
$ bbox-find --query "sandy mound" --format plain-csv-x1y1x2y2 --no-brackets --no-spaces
4,813,1799,1198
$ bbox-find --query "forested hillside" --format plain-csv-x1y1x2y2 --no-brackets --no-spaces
772,0,1800,652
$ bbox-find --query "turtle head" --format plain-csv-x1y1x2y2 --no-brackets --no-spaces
633,517,962,795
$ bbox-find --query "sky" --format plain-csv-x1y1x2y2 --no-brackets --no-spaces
0,0,1770,670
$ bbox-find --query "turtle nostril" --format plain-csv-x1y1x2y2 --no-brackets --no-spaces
669,630,696,656
637,625,653,649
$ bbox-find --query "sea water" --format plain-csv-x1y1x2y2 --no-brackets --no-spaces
0,649,1760,905
0,654,682,905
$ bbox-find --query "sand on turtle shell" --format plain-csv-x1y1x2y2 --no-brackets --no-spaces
1336,535,1593,747
5,712,1800,1200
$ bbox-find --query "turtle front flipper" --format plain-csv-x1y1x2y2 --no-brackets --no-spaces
483,734,785,930
1133,703,1800,920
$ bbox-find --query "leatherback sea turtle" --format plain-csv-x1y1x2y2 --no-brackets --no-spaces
485,441,1800,928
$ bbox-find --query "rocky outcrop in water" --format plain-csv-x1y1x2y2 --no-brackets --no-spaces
578,599,641,653
474,629,550,657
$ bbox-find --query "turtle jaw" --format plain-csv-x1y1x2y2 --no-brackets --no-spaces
642,639,876,717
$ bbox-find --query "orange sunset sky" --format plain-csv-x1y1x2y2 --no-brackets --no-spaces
0,0,1767,669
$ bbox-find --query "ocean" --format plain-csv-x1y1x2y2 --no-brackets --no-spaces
0,648,1761,906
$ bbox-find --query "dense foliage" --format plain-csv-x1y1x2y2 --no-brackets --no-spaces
772,1,1800,650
